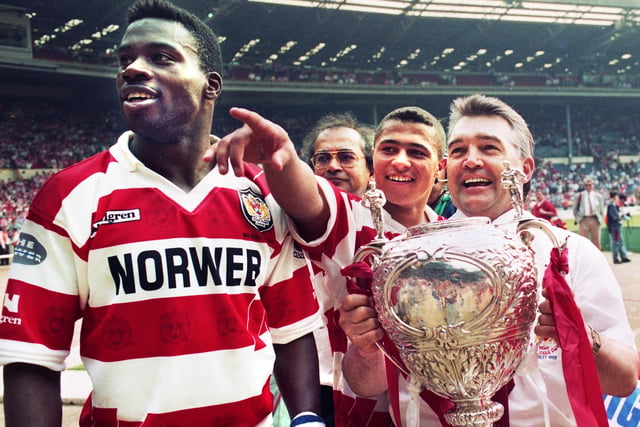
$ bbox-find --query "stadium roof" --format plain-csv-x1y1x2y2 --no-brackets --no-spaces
4,0,640,76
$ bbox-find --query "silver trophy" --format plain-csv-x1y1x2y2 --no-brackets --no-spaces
353,164,559,426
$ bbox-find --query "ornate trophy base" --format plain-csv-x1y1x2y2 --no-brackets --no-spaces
445,399,503,427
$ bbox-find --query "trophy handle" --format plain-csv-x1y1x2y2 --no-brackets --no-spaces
352,243,384,265
517,218,565,250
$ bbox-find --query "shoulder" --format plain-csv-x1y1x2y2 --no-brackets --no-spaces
31,150,115,206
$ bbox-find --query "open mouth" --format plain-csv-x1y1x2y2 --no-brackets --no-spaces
120,86,158,105
463,177,491,188
387,175,414,183
125,92,155,102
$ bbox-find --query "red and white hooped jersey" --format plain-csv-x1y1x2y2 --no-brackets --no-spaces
0,131,322,426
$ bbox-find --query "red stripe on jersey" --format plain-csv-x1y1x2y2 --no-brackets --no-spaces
244,163,272,197
81,293,268,362
81,379,274,426
27,151,117,236
305,188,357,262
88,187,280,249
0,280,80,350
260,265,319,329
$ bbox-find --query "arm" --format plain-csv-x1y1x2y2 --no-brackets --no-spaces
338,294,388,397
205,107,329,240
3,362,62,427
273,333,322,417
590,332,638,396
572,194,580,220
607,204,621,225
535,291,638,396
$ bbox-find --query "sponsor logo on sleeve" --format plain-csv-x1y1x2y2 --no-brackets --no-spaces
239,189,273,232
13,233,47,265
1,294,21,325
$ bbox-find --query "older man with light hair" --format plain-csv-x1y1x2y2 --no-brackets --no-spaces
573,177,605,249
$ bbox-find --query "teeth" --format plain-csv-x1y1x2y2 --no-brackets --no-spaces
388,176,413,182
127,92,153,101
464,177,490,184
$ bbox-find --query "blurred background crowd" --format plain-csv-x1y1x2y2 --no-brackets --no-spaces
1,96,638,235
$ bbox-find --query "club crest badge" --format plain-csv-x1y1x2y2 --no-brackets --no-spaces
239,189,273,232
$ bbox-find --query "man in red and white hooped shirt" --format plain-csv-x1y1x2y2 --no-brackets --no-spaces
0,1,324,426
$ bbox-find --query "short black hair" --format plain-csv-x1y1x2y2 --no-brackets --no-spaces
126,0,222,74
376,106,446,160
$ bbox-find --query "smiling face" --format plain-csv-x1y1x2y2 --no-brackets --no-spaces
312,127,371,195
373,119,443,217
447,115,534,220
115,18,221,141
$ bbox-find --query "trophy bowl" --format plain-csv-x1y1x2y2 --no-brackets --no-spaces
368,217,539,426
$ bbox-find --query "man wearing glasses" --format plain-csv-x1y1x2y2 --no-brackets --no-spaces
302,113,374,196
300,113,376,425
573,177,605,249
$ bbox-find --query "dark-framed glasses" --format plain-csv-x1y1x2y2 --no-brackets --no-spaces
311,150,361,169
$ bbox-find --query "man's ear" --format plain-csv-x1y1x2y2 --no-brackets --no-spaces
522,156,535,182
205,72,223,100
438,157,447,174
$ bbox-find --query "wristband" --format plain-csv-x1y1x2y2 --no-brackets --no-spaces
291,411,326,427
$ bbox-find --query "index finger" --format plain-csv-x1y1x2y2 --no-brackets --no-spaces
229,107,269,131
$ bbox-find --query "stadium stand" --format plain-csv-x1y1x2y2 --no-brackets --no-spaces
1,94,638,245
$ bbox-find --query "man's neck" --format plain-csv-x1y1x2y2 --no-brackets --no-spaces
385,203,428,229
129,132,214,191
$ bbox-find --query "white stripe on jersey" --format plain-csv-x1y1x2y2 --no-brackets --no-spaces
84,333,276,420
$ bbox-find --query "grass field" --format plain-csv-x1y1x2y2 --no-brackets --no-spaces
560,208,640,230
557,207,640,252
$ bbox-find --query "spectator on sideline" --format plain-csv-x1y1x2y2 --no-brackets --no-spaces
206,105,447,426
0,1,324,426
606,190,631,264
573,177,605,249
339,94,637,426
531,189,565,228
301,112,374,197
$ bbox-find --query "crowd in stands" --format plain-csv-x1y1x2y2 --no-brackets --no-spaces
0,100,122,169
0,170,51,233
0,97,638,234
32,42,640,90
223,64,640,90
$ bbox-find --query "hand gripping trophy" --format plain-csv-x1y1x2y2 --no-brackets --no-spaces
349,163,561,427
